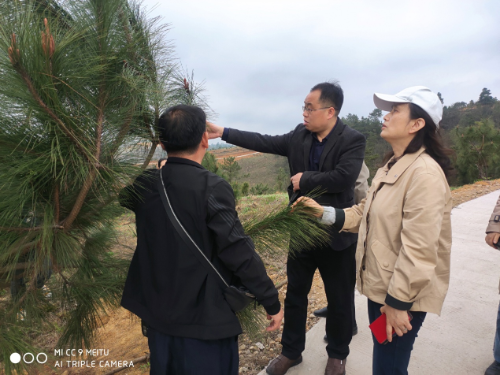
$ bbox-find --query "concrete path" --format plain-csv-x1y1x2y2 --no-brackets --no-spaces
259,190,500,375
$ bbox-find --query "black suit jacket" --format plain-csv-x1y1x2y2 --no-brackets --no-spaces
119,158,280,340
225,120,366,250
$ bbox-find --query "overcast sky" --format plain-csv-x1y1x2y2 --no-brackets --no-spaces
145,0,500,136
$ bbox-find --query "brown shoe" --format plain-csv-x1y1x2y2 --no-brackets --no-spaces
266,354,303,375
324,358,346,375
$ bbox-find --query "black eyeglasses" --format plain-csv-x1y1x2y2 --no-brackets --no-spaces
302,106,334,113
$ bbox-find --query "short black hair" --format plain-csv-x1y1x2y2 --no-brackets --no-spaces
158,105,206,154
310,81,344,114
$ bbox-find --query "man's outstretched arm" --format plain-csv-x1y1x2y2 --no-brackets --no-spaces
207,121,292,157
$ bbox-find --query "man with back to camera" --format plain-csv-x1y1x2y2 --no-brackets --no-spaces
119,104,283,375
207,82,366,375
485,194,500,375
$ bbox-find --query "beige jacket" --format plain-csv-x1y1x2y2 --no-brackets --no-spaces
341,147,452,315
354,162,370,204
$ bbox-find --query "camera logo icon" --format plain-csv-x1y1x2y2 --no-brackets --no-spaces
10,352,47,364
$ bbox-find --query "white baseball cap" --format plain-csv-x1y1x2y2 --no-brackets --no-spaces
373,86,443,127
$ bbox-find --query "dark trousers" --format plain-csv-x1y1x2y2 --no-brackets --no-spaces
494,301,500,363
281,242,356,360
368,299,426,375
148,328,238,375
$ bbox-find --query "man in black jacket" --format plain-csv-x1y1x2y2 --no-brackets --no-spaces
208,82,366,375
119,105,283,375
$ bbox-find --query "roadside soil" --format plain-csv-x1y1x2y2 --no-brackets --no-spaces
8,178,500,375
211,147,261,161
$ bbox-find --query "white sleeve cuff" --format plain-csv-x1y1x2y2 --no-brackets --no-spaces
319,206,336,225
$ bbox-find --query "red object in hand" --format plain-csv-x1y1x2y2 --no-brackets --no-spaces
369,312,413,345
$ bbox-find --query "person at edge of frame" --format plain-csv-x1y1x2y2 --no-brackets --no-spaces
119,104,283,375
298,86,453,375
485,193,500,375
207,81,366,375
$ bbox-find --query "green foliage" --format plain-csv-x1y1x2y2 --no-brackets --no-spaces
242,193,330,259
220,156,242,183
437,92,444,104
453,119,500,183
241,182,249,196
250,183,271,195
478,88,497,105
231,182,241,201
202,151,219,174
236,304,267,341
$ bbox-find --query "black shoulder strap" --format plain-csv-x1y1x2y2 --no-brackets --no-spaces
155,170,229,289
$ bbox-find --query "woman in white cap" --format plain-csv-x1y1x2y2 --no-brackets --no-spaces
298,86,452,375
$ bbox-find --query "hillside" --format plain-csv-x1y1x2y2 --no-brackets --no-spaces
207,147,290,191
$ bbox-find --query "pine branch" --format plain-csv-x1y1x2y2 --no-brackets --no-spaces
63,83,106,230
141,141,158,170
61,168,98,231
109,108,135,157
54,183,60,224
8,43,92,162
0,226,63,232
0,262,31,274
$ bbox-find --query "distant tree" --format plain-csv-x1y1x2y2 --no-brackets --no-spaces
250,183,270,196
241,182,249,196
478,88,497,105
453,119,500,183
452,102,467,110
437,92,444,104
440,101,468,130
368,108,382,120
343,113,360,127
202,152,219,174
231,182,241,201
343,110,388,182
220,156,242,183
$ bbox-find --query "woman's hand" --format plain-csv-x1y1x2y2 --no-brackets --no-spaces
293,197,324,218
380,304,412,342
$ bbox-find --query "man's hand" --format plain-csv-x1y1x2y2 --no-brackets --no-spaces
290,173,303,192
266,308,284,332
380,304,412,343
293,197,324,218
486,232,500,249
206,121,224,139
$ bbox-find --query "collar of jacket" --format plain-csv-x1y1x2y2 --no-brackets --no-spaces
380,146,426,184
166,156,204,169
